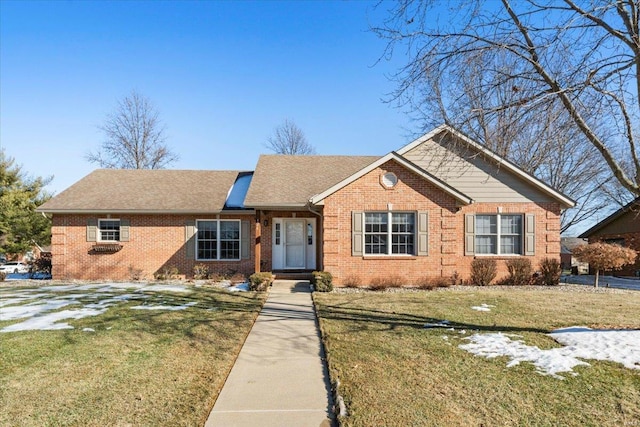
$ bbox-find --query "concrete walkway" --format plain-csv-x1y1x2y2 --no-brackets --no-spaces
205,280,334,427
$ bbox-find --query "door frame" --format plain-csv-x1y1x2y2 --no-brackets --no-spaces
272,217,316,270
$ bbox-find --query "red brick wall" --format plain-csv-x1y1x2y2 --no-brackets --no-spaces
322,160,562,286
51,214,255,281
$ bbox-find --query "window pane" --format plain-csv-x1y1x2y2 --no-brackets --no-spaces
365,233,387,254
392,233,415,254
99,220,120,241
392,213,415,233
365,213,388,254
198,240,217,260
500,215,522,235
391,213,415,254
476,215,497,234
198,221,217,240
500,236,521,255
197,221,218,260
220,221,239,239
475,236,497,254
220,240,240,259
219,221,240,260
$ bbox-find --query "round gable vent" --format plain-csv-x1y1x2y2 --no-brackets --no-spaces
381,172,398,189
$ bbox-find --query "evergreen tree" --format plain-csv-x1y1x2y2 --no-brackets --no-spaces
0,150,52,256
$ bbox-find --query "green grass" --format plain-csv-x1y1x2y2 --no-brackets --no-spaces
314,287,640,427
0,284,266,426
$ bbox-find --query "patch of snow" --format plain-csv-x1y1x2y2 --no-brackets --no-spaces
1,308,108,332
460,327,640,378
228,282,250,292
139,284,191,293
82,327,95,332
550,327,640,371
0,297,31,308
130,302,197,311
0,282,197,332
0,300,75,321
471,303,494,312
424,320,451,328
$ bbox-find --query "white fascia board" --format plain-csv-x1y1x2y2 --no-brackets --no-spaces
397,124,576,208
309,152,473,205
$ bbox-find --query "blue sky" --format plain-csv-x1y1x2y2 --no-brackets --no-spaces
1,0,416,194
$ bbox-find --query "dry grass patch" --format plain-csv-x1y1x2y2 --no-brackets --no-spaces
315,287,640,427
0,285,266,426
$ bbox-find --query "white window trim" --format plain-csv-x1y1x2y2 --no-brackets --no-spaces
98,218,121,242
195,219,242,261
474,214,523,256
363,211,416,256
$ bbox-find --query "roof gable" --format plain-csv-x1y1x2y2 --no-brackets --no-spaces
309,152,473,205
397,125,575,208
579,197,640,238
37,169,249,214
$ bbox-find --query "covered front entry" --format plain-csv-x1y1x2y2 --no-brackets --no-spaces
272,218,316,270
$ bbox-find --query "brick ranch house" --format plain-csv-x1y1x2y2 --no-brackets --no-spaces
37,125,575,285
579,197,640,277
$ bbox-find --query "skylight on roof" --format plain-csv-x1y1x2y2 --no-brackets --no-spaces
225,173,253,209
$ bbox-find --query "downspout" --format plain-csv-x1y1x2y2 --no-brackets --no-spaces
307,199,324,271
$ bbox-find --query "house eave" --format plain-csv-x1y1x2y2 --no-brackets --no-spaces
35,208,257,215
309,151,474,206
578,197,640,238
243,203,310,211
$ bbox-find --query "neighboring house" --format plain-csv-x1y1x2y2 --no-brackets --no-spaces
560,237,588,274
37,125,575,285
579,197,640,277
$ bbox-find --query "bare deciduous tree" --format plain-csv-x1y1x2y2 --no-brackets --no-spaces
87,91,178,169
265,119,315,155
373,0,640,228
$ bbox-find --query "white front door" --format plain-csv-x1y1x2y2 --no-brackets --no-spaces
284,219,305,269
272,218,316,270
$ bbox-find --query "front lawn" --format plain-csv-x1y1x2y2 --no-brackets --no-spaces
314,286,640,427
0,282,266,426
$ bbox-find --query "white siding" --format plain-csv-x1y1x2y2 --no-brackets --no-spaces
403,135,555,203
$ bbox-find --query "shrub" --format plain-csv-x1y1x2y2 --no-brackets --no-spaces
341,274,361,288
504,258,533,286
369,275,405,291
249,272,274,291
154,266,179,281
538,258,562,286
229,272,246,284
414,276,437,290
193,264,209,280
128,266,143,281
311,271,333,292
450,271,462,286
0,271,6,282
470,258,497,286
34,255,52,273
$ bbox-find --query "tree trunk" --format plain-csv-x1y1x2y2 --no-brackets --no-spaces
594,270,599,288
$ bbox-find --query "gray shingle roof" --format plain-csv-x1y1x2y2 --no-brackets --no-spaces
244,155,380,207
37,169,246,213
